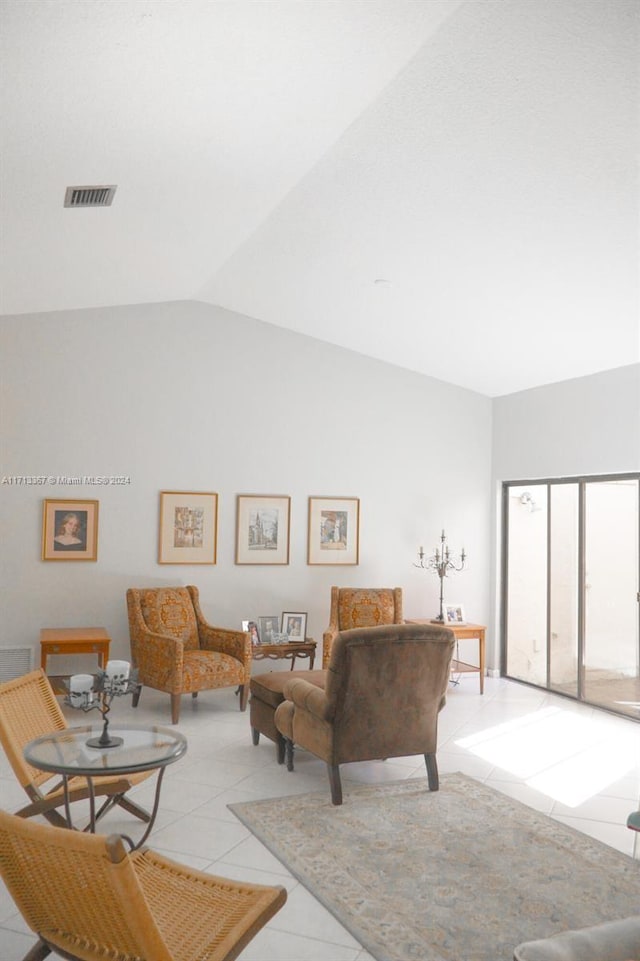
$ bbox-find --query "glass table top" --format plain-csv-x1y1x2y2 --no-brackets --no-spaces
24,723,187,777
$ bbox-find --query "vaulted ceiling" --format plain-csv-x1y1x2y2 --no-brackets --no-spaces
1,0,638,396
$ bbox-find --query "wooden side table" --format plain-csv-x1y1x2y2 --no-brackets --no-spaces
40,628,111,687
406,620,486,693
251,639,316,670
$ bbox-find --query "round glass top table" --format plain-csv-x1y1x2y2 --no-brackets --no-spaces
24,723,187,848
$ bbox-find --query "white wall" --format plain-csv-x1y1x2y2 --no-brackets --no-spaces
490,363,640,667
0,300,492,673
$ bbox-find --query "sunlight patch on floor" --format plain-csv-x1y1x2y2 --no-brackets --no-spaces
455,706,637,806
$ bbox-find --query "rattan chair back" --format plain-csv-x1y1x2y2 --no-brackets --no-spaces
0,669,68,793
0,806,287,961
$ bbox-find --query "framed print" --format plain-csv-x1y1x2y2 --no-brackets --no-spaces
282,612,307,640
444,604,466,625
235,495,290,565
307,496,360,565
42,499,99,561
158,491,217,564
242,620,261,645
258,615,280,644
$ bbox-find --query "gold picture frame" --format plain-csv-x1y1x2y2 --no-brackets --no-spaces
307,496,360,565
235,494,291,565
158,491,218,564
42,499,99,561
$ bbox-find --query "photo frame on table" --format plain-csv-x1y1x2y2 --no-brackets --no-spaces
242,620,261,645
42,499,99,561
281,612,307,641
444,604,466,625
307,496,360,565
158,491,218,564
258,615,280,644
235,494,290,565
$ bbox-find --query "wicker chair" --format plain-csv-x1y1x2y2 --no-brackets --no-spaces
0,805,287,961
0,669,150,828
126,586,252,724
322,586,404,668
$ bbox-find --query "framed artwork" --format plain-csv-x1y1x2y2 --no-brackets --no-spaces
307,496,360,565
235,495,290,565
281,612,307,640
42,499,99,561
258,615,280,644
444,604,466,625
158,491,218,564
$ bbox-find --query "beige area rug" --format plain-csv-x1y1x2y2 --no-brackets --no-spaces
229,773,640,961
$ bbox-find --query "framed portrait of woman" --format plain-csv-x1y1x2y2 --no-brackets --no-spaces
42,499,99,561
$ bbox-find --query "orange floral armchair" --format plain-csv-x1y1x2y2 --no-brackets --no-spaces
126,586,251,724
322,586,404,668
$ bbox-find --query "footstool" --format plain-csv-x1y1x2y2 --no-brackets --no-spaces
250,670,326,763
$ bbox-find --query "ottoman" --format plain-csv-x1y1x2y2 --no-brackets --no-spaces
250,669,326,763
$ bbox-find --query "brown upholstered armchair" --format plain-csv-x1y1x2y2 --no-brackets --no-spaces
322,586,404,668
126,586,252,724
275,622,455,805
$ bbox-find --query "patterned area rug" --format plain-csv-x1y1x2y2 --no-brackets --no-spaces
229,773,640,961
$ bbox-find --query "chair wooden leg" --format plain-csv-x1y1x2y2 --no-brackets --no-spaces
424,753,439,791
23,938,52,960
115,794,152,823
252,727,260,746
284,737,294,772
238,683,249,711
131,683,142,708
327,764,343,805
171,694,181,725
192,691,198,699
276,734,285,764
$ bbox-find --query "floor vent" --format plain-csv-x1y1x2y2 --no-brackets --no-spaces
64,185,117,208
0,647,33,683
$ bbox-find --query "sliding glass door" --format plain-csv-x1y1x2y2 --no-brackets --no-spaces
503,474,640,718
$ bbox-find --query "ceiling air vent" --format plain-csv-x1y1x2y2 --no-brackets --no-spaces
64,185,117,208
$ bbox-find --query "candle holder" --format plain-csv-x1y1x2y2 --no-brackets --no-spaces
414,529,466,622
65,665,139,749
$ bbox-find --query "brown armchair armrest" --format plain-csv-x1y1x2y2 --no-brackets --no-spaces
199,624,251,663
283,677,332,721
133,630,184,688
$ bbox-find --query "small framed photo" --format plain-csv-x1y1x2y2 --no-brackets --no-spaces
444,604,466,625
235,495,291,565
307,496,360,565
42,499,99,561
281,612,307,641
258,615,280,644
158,491,218,564
242,620,261,645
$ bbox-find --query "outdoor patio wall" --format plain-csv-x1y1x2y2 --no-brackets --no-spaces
0,299,492,675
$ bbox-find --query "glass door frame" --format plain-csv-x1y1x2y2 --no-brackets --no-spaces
500,472,640,714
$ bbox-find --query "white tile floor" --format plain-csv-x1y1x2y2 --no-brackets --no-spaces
1,674,639,961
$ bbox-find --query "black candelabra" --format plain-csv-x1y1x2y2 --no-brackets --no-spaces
65,663,138,749
414,529,466,622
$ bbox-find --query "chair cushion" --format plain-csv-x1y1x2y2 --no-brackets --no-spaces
513,916,640,960
182,650,244,691
139,587,199,650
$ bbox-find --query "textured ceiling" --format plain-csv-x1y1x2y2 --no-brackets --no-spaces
1,0,638,396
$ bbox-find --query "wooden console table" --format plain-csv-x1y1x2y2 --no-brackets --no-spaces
406,620,486,694
252,639,316,670
40,627,111,688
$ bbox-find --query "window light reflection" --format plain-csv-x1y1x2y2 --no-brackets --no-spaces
455,707,638,807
